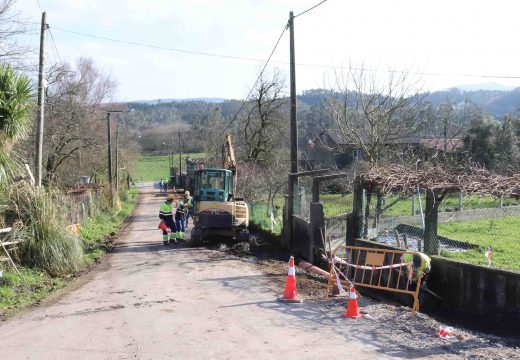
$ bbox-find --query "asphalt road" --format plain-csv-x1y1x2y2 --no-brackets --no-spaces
0,184,384,360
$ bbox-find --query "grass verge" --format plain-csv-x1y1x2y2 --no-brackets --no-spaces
0,188,138,318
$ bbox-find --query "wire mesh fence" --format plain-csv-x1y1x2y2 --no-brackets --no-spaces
293,183,312,220
361,190,520,271
248,201,283,235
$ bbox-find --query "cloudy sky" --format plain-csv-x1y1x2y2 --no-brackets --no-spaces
15,0,520,101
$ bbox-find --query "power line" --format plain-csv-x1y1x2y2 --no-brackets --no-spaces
220,24,288,134
49,25,520,80
294,0,329,18
48,28,62,63
35,0,43,12
51,26,267,64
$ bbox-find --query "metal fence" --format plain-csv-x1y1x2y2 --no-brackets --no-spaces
361,190,520,271
248,201,283,235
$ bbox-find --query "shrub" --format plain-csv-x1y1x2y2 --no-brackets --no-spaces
1,183,84,275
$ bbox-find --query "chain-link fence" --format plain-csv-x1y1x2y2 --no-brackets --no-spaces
293,182,312,220
248,201,283,235
360,190,520,271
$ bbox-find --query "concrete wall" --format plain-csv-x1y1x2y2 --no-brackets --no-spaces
352,238,520,331
429,256,520,331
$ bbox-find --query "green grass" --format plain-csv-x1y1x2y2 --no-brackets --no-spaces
438,215,520,270
0,268,64,318
81,188,138,264
249,202,283,235
135,153,206,182
0,188,138,317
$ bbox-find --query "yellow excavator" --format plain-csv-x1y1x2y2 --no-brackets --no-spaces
191,134,250,244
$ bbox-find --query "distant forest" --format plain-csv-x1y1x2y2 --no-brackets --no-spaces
122,87,520,155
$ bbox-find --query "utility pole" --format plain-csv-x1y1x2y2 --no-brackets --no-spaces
35,11,47,187
107,112,113,206
178,131,182,175
106,110,123,206
115,119,119,193
287,11,298,249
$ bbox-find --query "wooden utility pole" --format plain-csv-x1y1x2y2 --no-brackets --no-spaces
178,131,182,175
35,11,47,187
287,11,298,249
107,112,113,205
115,119,119,193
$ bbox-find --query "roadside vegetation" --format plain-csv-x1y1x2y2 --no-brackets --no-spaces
0,187,137,317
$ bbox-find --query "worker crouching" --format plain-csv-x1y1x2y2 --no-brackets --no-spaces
175,201,187,242
159,194,178,245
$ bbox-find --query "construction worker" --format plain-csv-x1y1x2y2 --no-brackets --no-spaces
159,178,164,192
159,194,177,245
175,201,187,242
401,252,431,303
184,191,193,227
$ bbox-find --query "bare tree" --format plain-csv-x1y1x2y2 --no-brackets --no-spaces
241,70,288,163
42,58,117,185
323,66,427,166
0,0,32,65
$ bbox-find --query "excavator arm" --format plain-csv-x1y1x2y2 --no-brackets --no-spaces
222,134,237,197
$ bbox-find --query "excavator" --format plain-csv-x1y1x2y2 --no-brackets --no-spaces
190,134,250,244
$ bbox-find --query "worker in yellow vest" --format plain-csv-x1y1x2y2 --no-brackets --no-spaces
159,194,177,245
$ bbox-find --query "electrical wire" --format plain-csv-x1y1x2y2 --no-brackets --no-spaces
48,28,63,63
35,0,43,12
294,0,329,18
49,26,520,80
51,26,267,64
220,24,288,134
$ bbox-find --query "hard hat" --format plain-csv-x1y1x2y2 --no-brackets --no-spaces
166,194,175,201
185,191,190,196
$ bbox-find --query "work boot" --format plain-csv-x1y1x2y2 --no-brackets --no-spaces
163,241,168,246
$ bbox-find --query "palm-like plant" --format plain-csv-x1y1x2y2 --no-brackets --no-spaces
0,64,33,184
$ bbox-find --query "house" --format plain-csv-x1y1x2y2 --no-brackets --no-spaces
308,129,464,169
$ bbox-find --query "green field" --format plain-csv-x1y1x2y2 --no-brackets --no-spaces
438,216,520,270
135,153,206,182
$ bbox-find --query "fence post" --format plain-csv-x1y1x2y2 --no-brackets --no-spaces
458,191,463,211
412,195,416,215
424,190,440,255
350,177,365,242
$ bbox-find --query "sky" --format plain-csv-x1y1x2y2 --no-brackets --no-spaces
15,0,520,102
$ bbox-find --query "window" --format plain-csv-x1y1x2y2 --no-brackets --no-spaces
352,149,362,160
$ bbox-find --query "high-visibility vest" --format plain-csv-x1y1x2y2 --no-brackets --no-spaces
160,202,173,218
402,253,431,282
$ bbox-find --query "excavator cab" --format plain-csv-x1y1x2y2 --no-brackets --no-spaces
193,168,234,202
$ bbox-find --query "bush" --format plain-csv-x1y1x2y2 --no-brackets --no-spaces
1,183,84,275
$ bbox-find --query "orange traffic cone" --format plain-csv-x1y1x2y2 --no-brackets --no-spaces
341,287,362,318
278,256,302,303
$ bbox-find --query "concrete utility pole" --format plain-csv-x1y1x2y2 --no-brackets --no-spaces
35,11,47,187
287,11,298,249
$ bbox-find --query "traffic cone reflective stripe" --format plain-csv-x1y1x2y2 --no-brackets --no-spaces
341,287,362,319
278,256,302,303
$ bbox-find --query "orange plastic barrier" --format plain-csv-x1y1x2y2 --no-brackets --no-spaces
325,245,425,318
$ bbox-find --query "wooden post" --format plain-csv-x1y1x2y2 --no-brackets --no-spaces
35,12,47,187
424,190,440,255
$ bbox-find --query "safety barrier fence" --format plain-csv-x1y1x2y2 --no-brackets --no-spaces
325,245,425,317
